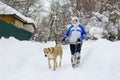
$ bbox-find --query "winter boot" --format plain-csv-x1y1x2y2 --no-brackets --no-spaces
71,55,76,68
71,55,74,63
76,52,81,67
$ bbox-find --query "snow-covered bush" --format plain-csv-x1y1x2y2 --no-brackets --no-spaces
86,12,120,40
86,12,109,39
89,27,107,39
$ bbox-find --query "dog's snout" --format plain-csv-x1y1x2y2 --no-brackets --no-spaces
45,55,47,57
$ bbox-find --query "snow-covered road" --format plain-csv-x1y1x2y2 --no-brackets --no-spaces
0,37,120,80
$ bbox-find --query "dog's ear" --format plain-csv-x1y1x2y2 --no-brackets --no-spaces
48,48,53,54
48,48,51,52
43,48,46,52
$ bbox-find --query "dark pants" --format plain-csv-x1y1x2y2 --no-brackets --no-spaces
70,43,82,56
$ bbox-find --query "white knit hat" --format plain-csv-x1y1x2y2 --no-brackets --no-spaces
71,16,79,21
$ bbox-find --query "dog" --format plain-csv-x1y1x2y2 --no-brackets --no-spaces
43,45,62,71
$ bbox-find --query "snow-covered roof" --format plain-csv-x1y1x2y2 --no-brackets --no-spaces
0,1,35,24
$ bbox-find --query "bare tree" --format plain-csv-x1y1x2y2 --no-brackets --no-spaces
1,0,43,18
99,0,120,40
45,0,71,44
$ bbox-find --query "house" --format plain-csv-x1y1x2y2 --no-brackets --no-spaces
0,1,36,40
0,14,36,33
0,1,36,33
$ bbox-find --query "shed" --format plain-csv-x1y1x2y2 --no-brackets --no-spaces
0,1,36,40
0,1,36,33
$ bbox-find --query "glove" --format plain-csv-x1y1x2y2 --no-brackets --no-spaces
62,38,65,45
62,38,65,41
77,38,82,42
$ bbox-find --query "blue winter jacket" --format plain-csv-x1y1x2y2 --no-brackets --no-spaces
63,24,86,44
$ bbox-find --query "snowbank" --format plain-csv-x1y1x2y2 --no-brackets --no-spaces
81,39,120,80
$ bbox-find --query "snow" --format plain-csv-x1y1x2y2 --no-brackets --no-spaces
114,10,120,16
94,12,108,22
0,1,35,24
89,27,104,38
0,37,120,80
86,12,110,39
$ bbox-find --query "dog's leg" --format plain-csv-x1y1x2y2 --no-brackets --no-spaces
55,58,57,68
59,55,62,67
53,59,56,71
48,58,51,69
54,55,57,68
